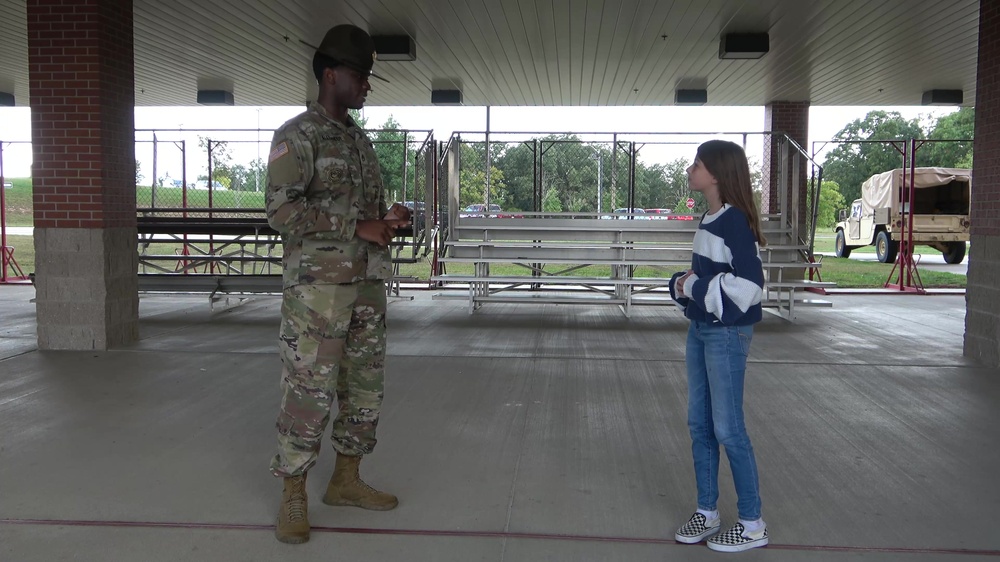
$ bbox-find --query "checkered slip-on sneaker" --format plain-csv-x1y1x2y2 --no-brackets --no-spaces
706,522,768,552
674,512,721,544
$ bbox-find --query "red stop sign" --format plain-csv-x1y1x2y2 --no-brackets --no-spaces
686,198,696,209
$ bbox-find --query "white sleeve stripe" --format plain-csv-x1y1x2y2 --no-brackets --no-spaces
719,274,763,311
704,274,763,320
704,275,726,318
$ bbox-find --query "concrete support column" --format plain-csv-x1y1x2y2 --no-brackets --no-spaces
966,0,1000,366
27,0,138,350
762,101,810,218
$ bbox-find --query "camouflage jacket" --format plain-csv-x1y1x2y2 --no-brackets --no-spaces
266,102,390,287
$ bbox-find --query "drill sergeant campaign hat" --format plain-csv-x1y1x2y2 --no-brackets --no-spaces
306,24,389,83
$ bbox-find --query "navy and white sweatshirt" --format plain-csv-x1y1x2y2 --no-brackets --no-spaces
669,204,764,326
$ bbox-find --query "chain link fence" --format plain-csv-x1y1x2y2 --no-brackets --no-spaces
439,130,784,221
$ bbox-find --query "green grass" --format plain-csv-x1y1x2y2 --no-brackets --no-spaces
812,232,873,254
2,235,33,278
1,181,268,226
3,235,966,288
810,232,968,287
137,186,266,210
401,257,968,289
814,256,965,288
1,179,34,226
2,187,967,288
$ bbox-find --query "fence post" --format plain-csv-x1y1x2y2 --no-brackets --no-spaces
447,135,460,241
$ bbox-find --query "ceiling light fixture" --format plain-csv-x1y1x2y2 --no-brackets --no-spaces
431,89,462,105
197,89,234,106
675,89,707,105
372,35,416,61
921,89,963,105
719,33,769,59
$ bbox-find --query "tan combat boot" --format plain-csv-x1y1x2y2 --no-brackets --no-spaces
322,453,398,511
275,474,309,544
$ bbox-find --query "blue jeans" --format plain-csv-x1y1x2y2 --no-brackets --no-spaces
686,320,762,521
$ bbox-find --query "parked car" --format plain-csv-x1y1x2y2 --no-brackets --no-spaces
458,203,525,219
402,200,427,230
644,208,672,219
2,181,12,190
605,208,648,219
402,200,426,213
647,208,695,220
461,203,501,217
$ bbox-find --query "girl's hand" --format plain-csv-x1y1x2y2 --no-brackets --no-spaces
676,269,694,296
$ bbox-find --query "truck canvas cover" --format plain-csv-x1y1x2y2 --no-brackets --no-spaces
861,167,972,215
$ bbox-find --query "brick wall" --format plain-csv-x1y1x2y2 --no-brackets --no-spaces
974,0,1000,238
27,0,135,229
967,0,1000,366
765,102,810,146
762,101,810,217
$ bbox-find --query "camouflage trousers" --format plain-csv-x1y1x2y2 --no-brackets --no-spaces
270,280,387,478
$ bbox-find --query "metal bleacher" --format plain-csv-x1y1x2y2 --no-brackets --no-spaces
136,212,282,305
136,210,429,309
132,129,832,319
429,131,833,320
431,213,832,319
133,128,437,309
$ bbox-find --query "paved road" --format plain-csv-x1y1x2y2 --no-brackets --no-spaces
817,251,968,275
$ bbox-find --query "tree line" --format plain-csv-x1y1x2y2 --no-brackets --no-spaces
451,136,719,215
366,119,717,216
175,107,975,228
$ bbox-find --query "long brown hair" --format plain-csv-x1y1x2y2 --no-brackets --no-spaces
696,140,766,246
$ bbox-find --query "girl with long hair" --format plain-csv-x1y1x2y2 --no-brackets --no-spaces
670,140,768,552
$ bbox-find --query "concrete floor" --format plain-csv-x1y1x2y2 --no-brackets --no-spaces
1,285,998,561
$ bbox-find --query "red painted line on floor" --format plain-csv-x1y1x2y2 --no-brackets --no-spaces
2,518,998,556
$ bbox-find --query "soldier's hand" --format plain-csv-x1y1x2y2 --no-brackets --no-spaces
384,203,411,222
385,218,409,232
356,219,409,246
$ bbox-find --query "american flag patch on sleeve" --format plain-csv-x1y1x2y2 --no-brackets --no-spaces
269,141,289,162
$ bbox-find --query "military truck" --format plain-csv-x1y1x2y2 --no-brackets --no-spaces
834,167,971,264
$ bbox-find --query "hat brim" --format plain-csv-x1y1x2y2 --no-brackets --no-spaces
367,69,390,83
300,39,390,83
329,55,389,83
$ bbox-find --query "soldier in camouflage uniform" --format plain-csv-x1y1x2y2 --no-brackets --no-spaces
265,23,410,545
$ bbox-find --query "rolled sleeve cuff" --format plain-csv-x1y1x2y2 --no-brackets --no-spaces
683,274,700,298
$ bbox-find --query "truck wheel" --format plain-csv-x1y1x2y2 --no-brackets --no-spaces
876,231,898,263
942,242,966,264
835,230,852,258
